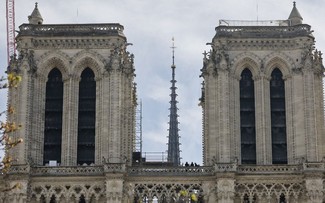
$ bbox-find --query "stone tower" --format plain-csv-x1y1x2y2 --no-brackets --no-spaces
2,2,325,203
3,3,136,202
10,3,136,167
201,2,325,166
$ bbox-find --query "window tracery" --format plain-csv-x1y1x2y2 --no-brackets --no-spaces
270,68,287,164
240,68,256,164
77,68,96,165
43,68,63,165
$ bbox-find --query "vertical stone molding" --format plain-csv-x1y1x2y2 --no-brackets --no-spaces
106,177,124,203
217,69,231,163
305,178,323,203
254,74,272,165
61,75,79,166
30,74,47,165
216,178,235,203
303,71,318,162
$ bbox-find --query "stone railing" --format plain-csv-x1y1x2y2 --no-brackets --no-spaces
31,165,104,176
215,163,238,172
104,163,126,173
18,23,125,37
215,24,312,38
237,165,301,174
128,166,215,176
7,164,30,174
7,162,325,177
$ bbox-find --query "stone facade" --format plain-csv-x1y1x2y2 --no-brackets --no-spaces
1,3,325,203
201,23,325,166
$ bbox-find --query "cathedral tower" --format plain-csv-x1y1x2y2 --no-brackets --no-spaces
201,2,325,166
8,3,136,167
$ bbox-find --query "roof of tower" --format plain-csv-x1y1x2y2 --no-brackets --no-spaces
28,2,43,25
288,1,303,25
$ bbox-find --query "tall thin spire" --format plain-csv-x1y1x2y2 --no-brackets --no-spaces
167,38,181,166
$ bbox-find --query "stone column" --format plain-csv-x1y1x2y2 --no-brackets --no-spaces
216,178,235,203
106,175,124,203
31,74,47,165
108,69,122,162
202,182,216,203
289,71,305,164
95,76,103,165
61,75,79,166
217,69,231,163
204,73,218,165
254,74,272,164
303,70,318,162
123,182,134,203
305,176,323,203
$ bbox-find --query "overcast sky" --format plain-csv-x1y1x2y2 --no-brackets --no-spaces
1,0,324,165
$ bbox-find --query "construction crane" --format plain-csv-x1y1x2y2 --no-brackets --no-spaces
6,0,16,65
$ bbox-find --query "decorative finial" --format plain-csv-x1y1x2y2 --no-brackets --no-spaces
29,2,43,24
293,1,296,7
171,37,176,66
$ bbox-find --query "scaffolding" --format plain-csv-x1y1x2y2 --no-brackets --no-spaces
134,100,142,154
6,0,16,65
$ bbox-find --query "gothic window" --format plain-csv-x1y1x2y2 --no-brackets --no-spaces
43,68,63,165
240,68,256,164
77,68,96,165
270,68,287,164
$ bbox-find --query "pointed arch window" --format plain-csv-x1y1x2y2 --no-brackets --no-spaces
77,68,96,165
270,68,287,164
240,68,256,164
43,68,63,165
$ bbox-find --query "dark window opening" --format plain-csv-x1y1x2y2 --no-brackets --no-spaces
279,193,286,203
270,68,287,164
77,68,96,165
240,68,256,164
43,68,63,165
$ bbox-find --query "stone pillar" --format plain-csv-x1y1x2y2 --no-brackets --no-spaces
305,176,323,203
61,75,79,166
202,182,216,203
303,70,318,162
254,74,272,165
123,182,134,203
289,71,305,164
108,68,122,162
5,180,29,203
203,73,218,165
217,69,231,163
106,175,124,203
216,178,235,203
30,74,47,165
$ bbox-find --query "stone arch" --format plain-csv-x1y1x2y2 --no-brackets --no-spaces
37,50,70,80
264,52,294,78
72,50,106,80
232,53,262,80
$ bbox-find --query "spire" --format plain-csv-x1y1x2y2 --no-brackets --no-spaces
28,2,43,25
167,38,181,166
288,1,303,26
